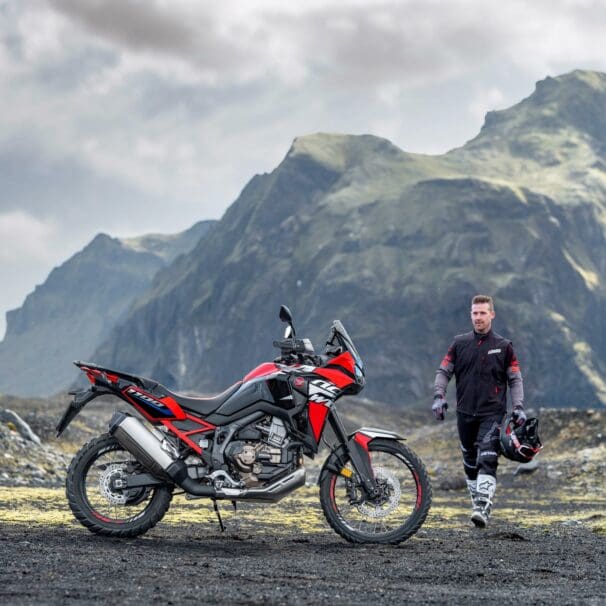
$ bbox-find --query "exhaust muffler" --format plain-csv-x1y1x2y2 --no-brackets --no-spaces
109,413,173,479
109,412,305,501
109,412,216,497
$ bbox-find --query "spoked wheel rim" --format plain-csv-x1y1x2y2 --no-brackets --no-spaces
328,448,422,539
82,443,156,524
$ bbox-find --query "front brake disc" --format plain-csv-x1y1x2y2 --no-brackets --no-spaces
356,466,401,519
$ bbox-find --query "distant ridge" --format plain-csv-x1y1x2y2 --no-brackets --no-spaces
0,220,215,396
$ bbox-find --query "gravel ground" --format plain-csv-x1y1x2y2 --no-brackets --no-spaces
1,399,604,604
1,488,605,605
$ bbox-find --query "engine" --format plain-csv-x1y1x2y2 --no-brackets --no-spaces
224,416,297,487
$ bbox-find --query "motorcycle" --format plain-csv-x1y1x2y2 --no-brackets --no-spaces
57,306,431,544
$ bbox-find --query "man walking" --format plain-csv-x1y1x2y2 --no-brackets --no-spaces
432,295,526,527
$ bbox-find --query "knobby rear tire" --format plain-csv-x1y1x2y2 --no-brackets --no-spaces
66,434,173,538
319,439,432,544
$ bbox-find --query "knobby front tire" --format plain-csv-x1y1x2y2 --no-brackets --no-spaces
319,439,432,544
66,434,173,538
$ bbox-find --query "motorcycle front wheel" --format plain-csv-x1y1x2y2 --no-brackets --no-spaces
66,434,173,537
319,438,432,544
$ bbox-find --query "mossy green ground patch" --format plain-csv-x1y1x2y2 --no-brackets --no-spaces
1,485,604,535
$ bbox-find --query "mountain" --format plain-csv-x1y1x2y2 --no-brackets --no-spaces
0,221,215,397
5,70,606,408
90,71,606,408
453,70,606,198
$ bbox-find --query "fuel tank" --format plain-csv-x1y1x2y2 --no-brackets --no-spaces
211,376,276,417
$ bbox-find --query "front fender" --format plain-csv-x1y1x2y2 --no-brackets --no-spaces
318,428,405,485
349,426,405,442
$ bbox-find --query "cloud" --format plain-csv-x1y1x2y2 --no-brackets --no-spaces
47,1,606,93
38,2,506,91
468,86,506,124
269,3,505,89
0,211,63,337
49,0,260,82
3,0,606,337
50,0,198,56
0,211,55,264
3,1,606,204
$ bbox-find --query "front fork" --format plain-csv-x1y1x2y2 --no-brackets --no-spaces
327,408,380,499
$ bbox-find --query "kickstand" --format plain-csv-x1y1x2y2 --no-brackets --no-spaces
212,499,225,532
231,500,239,533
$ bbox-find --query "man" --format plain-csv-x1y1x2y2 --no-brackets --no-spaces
432,295,526,528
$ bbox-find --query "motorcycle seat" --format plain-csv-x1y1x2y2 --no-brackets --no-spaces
164,381,243,415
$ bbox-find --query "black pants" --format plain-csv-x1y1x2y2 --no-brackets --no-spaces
457,412,504,480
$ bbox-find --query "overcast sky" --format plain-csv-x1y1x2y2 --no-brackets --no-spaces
2,0,606,338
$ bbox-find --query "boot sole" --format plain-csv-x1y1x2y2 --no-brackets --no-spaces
471,513,487,528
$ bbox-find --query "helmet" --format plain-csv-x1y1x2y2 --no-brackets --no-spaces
500,417,543,462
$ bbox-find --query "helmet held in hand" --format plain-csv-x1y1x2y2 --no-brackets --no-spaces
500,416,543,462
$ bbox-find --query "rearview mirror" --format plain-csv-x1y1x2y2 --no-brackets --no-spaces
279,305,293,324
279,305,296,337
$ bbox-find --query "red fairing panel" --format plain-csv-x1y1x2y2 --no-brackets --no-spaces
308,401,329,442
313,368,352,389
354,432,372,452
329,352,356,374
313,352,356,389
243,363,280,382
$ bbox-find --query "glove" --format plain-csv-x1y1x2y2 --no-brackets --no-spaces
512,406,527,426
432,397,448,421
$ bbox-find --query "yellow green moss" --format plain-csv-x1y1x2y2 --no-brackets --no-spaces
1,486,604,536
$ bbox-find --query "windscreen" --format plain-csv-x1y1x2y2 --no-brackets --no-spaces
331,320,365,375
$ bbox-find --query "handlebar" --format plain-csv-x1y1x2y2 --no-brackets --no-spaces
272,324,350,369
272,338,327,366
272,338,309,354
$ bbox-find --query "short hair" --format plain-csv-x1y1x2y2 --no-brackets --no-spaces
471,294,494,311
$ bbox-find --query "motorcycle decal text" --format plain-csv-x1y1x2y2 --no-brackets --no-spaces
126,388,173,416
309,380,340,398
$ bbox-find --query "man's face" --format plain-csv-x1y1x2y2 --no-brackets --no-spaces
471,303,495,334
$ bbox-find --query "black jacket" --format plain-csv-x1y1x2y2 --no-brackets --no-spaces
435,329,522,416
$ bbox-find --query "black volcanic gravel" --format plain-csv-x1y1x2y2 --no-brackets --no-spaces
0,518,604,605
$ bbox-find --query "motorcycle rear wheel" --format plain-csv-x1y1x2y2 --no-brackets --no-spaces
319,439,432,544
66,434,173,537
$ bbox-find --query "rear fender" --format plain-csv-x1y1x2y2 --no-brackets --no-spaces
56,385,115,437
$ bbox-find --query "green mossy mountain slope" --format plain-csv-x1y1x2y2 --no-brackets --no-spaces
92,71,606,408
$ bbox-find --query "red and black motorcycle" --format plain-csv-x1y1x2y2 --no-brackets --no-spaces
57,306,431,544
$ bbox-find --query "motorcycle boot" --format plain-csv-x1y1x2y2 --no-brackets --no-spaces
466,479,477,508
471,474,496,528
